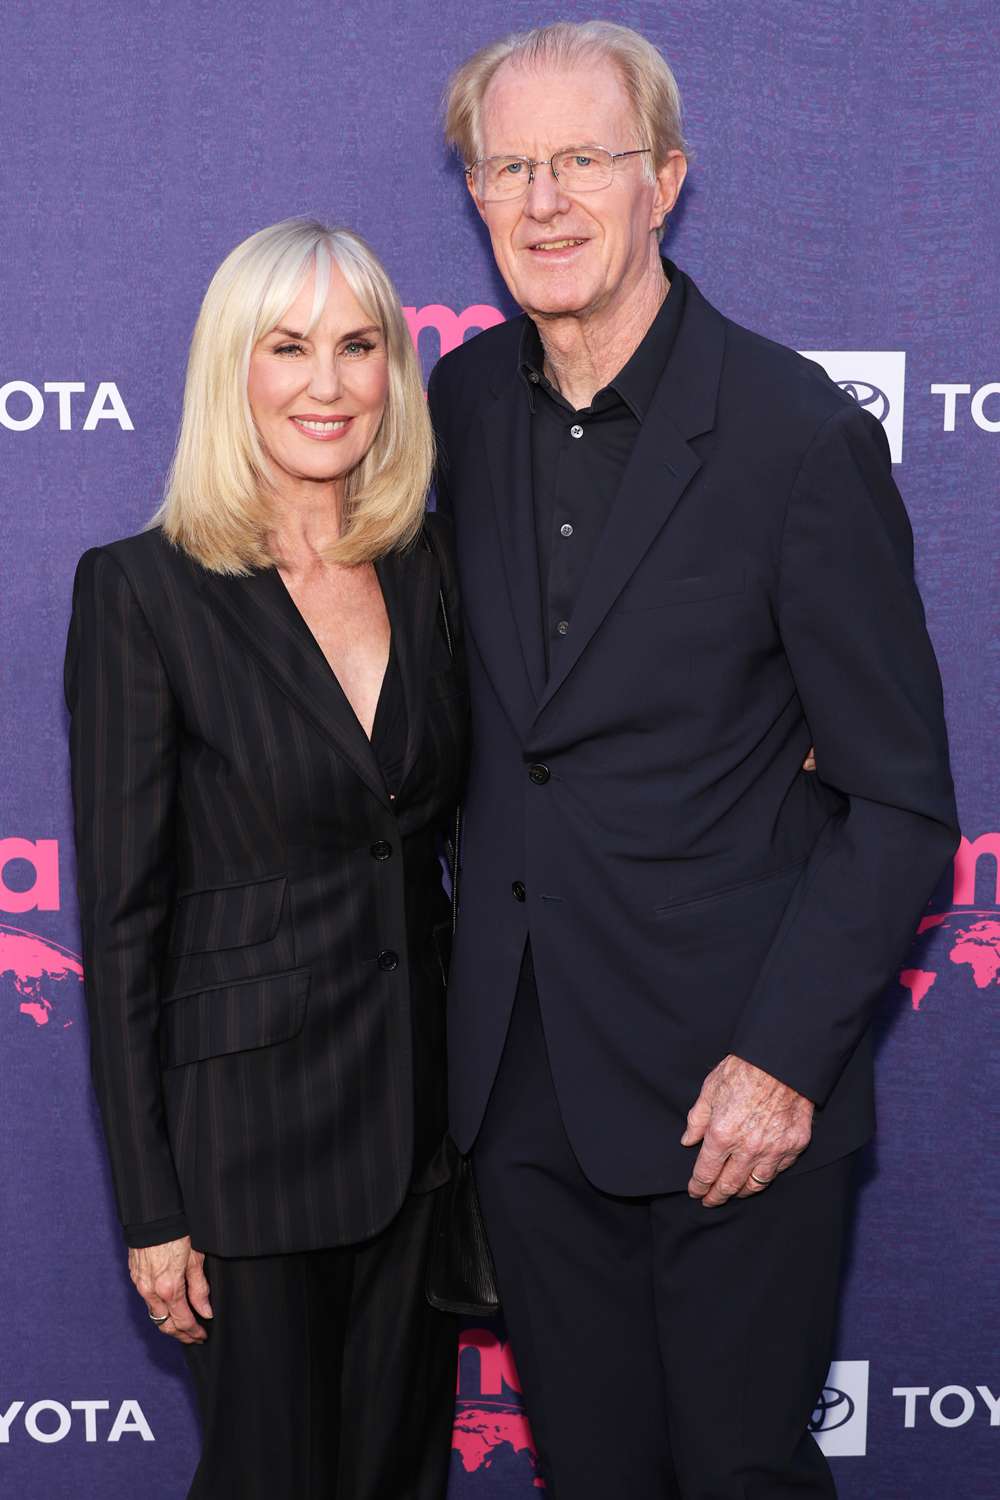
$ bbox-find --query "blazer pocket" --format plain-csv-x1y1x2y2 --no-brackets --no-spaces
652,860,807,919
159,967,309,1068
616,567,745,614
168,874,287,956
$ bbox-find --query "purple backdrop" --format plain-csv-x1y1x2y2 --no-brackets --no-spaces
2,2,996,1496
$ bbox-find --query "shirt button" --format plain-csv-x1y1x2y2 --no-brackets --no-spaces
370,840,393,861
527,763,550,785
377,949,399,972
560,523,574,538
570,424,584,439
511,880,526,902
556,620,570,636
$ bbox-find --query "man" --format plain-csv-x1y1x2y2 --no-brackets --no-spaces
428,20,958,1499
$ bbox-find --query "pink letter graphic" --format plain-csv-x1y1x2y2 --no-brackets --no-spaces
951,833,1000,908
0,838,60,913
404,304,505,360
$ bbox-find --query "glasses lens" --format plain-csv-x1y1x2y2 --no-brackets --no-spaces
553,147,613,192
476,157,531,200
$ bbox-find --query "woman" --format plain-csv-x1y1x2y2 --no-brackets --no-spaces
64,218,467,1499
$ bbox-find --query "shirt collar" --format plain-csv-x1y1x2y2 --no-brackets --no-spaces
517,258,685,420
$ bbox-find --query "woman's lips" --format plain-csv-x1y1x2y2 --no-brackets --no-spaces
289,415,354,441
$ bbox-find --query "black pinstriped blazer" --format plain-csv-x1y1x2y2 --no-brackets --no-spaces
64,515,467,1258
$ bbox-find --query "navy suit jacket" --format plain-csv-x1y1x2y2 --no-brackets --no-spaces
428,264,959,1193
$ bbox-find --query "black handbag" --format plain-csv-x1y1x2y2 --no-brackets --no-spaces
421,525,501,1318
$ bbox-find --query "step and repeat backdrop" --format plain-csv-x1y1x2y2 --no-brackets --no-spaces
1,2,996,1496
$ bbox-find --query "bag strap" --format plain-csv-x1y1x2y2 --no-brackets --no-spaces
420,522,462,935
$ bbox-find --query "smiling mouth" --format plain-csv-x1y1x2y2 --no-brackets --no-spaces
290,416,353,437
529,238,587,251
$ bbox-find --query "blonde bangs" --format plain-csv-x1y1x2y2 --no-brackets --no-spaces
153,219,432,574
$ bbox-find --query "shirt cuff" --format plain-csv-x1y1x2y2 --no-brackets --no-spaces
123,1212,190,1249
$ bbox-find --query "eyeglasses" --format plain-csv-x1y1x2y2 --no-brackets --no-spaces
467,145,651,203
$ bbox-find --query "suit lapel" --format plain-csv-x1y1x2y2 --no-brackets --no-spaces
480,382,547,704
195,563,392,807
375,541,438,796
536,276,726,718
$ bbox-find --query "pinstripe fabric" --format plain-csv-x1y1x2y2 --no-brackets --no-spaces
64,514,467,1257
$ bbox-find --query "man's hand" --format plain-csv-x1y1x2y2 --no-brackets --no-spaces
128,1236,212,1344
681,1055,814,1207
802,746,817,771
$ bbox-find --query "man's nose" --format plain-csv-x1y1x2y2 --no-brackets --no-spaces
523,160,570,220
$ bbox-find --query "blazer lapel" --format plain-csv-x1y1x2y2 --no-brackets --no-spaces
536,277,726,718
195,563,392,807
480,380,547,704
374,541,438,796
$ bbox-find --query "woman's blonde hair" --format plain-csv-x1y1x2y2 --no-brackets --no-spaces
154,217,431,573
444,20,687,224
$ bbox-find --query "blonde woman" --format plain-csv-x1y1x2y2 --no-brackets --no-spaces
64,219,466,1499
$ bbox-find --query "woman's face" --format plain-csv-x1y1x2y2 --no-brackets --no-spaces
248,260,389,498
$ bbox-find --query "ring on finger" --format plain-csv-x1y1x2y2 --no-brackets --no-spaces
749,1168,773,1187
148,1310,170,1325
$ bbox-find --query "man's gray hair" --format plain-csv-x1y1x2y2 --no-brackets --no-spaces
443,19,688,175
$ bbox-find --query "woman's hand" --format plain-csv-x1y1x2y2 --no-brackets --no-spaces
802,746,817,772
129,1236,212,1344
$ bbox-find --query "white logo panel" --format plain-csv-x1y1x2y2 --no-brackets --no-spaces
810,1359,870,1457
800,350,905,463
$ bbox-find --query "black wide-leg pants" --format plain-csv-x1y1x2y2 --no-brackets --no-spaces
182,1186,457,1500
474,948,857,1500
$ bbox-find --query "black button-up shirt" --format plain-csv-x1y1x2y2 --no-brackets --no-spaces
519,266,686,666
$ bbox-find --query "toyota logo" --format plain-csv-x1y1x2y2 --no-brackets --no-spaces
809,1386,855,1433
837,379,890,423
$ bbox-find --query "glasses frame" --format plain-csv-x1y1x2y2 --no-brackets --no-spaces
466,144,652,202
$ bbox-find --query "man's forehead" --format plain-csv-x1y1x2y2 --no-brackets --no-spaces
480,59,634,153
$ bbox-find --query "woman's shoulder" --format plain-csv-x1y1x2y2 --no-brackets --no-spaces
78,526,194,587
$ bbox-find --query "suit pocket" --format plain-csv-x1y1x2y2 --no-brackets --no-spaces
652,860,807,919
615,567,745,614
158,967,309,1068
168,874,287,956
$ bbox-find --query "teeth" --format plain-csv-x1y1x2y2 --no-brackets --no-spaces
534,239,583,251
294,418,348,432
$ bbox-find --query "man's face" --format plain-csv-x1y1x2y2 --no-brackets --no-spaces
471,59,684,323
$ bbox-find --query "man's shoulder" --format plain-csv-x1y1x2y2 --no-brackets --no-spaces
705,293,856,437
427,315,526,411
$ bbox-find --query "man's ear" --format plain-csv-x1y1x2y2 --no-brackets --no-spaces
651,150,687,232
465,170,489,225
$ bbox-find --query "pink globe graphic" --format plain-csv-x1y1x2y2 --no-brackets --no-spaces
0,921,84,1031
898,908,1000,1010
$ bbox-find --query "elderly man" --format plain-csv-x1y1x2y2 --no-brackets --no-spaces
428,20,957,1498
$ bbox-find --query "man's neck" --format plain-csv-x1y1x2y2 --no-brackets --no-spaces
534,258,669,411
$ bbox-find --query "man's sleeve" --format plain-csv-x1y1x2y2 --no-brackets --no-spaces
730,402,960,1103
65,548,189,1246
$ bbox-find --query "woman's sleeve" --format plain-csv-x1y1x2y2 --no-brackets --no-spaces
64,547,189,1247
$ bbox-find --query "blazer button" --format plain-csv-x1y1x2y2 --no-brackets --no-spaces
512,880,526,902
528,763,550,785
370,840,393,861
377,949,399,972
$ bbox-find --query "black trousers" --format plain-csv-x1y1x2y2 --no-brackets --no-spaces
474,949,856,1500
182,1186,457,1500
